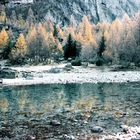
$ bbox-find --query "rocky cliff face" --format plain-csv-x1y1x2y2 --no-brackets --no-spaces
8,0,140,24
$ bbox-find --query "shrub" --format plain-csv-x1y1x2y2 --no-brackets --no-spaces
71,57,81,66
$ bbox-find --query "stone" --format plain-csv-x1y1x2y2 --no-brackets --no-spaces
82,62,88,68
91,126,103,133
50,120,61,126
120,125,129,133
0,67,18,79
48,67,62,73
27,135,36,140
63,134,75,140
64,64,73,71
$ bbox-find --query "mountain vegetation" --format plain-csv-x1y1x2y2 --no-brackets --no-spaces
0,5,140,66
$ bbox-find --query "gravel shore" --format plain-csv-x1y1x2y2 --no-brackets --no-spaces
1,64,140,86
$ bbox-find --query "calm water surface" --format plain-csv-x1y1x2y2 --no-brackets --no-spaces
0,83,140,137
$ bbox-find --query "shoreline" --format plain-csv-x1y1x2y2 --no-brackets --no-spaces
1,65,140,86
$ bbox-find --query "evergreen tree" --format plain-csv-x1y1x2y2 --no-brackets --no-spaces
53,25,58,38
97,33,106,57
64,34,80,60
2,40,13,59
96,33,106,66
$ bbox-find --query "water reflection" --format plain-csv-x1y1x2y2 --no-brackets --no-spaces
0,83,140,126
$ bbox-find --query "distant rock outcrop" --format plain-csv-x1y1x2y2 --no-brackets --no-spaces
7,0,140,24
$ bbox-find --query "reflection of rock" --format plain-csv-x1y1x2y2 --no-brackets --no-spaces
0,68,18,79
91,126,103,133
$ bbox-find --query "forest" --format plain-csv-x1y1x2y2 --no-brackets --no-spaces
0,5,140,67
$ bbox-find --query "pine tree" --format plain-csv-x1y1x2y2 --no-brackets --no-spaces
64,34,79,60
53,25,58,38
97,33,106,57
2,40,13,59
96,32,106,66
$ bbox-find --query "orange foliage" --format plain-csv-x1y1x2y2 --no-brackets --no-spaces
0,29,9,48
11,34,27,59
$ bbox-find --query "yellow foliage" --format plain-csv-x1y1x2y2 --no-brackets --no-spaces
66,26,76,38
57,42,63,51
15,34,27,50
11,34,27,59
104,31,110,41
47,32,56,48
58,28,64,38
27,25,37,44
37,23,47,36
111,18,123,33
79,16,94,43
0,10,6,23
0,29,9,48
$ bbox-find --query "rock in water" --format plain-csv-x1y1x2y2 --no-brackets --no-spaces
91,126,103,133
121,125,129,133
50,120,61,126
27,135,36,140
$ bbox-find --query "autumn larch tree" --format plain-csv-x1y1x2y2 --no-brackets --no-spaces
0,5,6,23
0,29,8,48
27,23,51,64
11,34,27,64
0,29,9,59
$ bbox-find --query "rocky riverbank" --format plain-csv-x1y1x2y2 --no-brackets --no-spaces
1,64,140,86
0,109,140,140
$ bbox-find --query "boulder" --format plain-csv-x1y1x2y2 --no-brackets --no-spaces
91,126,103,133
82,62,88,68
63,64,74,71
0,68,19,79
48,67,62,73
49,120,61,126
